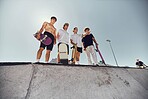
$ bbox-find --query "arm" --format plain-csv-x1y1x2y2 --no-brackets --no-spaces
82,38,86,51
57,32,60,40
38,22,47,34
82,33,86,38
92,37,98,46
70,35,76,45
70,39,75,45
36,22,46,39
82,42,86,51
53,29,57,45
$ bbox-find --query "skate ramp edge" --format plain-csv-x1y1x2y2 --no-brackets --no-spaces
0,63,148,99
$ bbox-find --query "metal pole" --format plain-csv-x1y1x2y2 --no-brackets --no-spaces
106,40,119,67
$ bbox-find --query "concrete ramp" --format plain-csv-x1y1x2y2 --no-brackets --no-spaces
0,63,148,99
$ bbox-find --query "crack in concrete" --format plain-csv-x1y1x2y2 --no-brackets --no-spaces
25,64,37,99
126,69,148,90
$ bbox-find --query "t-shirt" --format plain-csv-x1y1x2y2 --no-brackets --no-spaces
70,34,82,47
136,61,144,66
58,29,69,44
82,34,94,48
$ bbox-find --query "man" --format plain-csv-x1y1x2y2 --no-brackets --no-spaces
70,27,83,64
36,16,57,63
136,59,147,68
57,23,69,63
82,27,99,65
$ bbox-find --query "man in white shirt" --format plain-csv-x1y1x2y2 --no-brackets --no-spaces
57,23,69,63
70,27,83,64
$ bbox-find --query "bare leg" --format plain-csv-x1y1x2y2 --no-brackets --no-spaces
36,48,44,62
45,50,51,62
57,53,60,63
76,51,80,61
76,51,80,64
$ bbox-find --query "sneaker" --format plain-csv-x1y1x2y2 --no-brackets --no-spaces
76,61,80,65
96,64,99,66
34,61,40,64
45,61,49,63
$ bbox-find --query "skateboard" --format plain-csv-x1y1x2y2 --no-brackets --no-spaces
96,45,106,65
136,64,148,69
71,44,77,64
33,32,52,45
58,43,68,64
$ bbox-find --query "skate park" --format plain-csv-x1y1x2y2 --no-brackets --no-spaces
0,0,148,99
0,62,148,99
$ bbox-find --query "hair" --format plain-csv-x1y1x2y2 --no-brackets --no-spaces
73,27,78,30
63,23,69,28
84,27,90,32
51,16,57,21
73,27,78,32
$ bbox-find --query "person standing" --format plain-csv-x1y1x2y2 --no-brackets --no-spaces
70,27,83,64
57,23,69,63
82,27,99,65
36,16,57,63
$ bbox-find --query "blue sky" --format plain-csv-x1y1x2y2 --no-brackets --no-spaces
0,0,148,66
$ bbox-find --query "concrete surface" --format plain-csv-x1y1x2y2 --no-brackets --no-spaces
0,63,148,99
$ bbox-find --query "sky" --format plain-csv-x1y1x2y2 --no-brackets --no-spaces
0,0,148,66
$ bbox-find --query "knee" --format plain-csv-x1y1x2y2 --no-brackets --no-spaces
38,48,44,52
46,50,51,54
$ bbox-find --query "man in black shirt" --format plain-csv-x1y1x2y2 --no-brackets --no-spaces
136,59,147,68
82,27,99,65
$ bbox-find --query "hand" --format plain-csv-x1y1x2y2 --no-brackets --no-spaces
54,39,56,45
95,44,99,49
37,33,41,40
96,43,98,47
74,43,77,46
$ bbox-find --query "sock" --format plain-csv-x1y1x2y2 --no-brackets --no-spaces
45,61,48,63
36,59,40,62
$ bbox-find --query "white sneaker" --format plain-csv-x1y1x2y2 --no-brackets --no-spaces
45,61,49,63
76,61,80,65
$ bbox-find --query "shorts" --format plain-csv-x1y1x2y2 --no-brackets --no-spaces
71,46,82,53
40,31,54,51
77,47,82,53
58,43,69,55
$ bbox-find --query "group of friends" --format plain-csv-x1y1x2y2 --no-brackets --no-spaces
36,16,99,65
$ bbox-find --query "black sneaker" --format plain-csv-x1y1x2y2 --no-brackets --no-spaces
96,64,99,66
34,62,40,64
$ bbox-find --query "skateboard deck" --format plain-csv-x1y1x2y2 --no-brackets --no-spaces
33,32,52,45
71,44,77,64
96,45,106,65
136,64,147,69
59,43,68,64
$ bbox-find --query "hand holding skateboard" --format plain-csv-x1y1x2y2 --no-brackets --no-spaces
33,32,52,45
36,32,41,40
